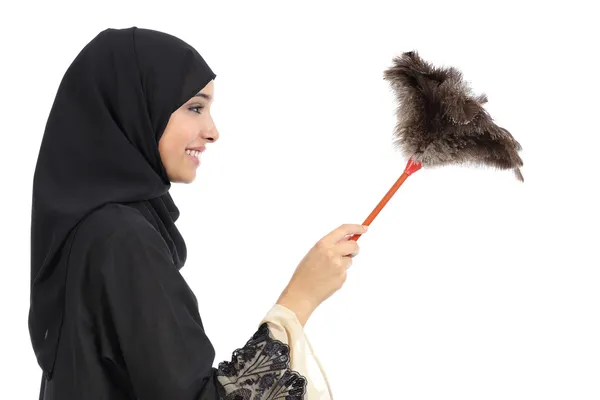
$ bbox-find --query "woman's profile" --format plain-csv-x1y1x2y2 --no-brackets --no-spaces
29,27,367,399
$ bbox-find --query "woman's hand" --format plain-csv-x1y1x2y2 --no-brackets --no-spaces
276,223,368,326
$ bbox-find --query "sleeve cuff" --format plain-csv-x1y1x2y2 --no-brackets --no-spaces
261,304,333,400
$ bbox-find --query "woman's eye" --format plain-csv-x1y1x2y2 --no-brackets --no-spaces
189,106,204,114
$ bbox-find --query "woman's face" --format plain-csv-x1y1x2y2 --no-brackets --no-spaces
159,80,218,183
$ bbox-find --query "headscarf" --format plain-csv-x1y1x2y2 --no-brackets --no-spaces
29,26,216,376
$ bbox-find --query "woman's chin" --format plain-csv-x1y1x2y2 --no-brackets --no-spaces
181,173,196,184
171,170,196,184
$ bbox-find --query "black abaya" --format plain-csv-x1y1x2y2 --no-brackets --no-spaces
39,202,306,399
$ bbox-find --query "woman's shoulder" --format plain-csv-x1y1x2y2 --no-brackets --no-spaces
70,203,180,307
74,202,159,250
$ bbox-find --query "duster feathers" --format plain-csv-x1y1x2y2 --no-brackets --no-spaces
383,51,524,181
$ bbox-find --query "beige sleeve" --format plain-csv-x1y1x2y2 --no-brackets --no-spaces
260,304,334,400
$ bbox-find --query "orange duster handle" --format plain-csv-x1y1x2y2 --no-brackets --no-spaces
349,158,422,241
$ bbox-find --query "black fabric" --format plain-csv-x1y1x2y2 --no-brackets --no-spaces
29,26,215,378
38,203,224,399
38,204,307,400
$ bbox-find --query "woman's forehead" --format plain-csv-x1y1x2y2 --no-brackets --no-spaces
195,80,214,98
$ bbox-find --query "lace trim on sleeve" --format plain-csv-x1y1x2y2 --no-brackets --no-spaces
216,323,307,400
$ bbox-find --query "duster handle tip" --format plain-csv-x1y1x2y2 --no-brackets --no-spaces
405,158,422,175
349,157,421,242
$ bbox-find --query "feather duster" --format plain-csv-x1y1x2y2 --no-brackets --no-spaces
384,51,524,181
350,51,523,241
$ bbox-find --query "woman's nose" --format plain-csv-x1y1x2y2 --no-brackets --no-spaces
203,118,219,143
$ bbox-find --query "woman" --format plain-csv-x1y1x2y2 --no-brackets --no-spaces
29,27,367,399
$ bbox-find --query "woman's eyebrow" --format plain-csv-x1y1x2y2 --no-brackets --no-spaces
194,93,212,101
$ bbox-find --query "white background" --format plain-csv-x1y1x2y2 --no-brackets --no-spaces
1,1,599,398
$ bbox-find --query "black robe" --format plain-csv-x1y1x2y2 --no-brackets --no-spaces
39,202,307,399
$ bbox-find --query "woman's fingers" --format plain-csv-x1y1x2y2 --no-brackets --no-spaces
323,224,367,246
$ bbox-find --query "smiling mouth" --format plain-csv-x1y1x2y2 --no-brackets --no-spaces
185,149,201,165
185,149,201,159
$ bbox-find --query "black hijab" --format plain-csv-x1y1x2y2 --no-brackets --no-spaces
29,27,216,376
